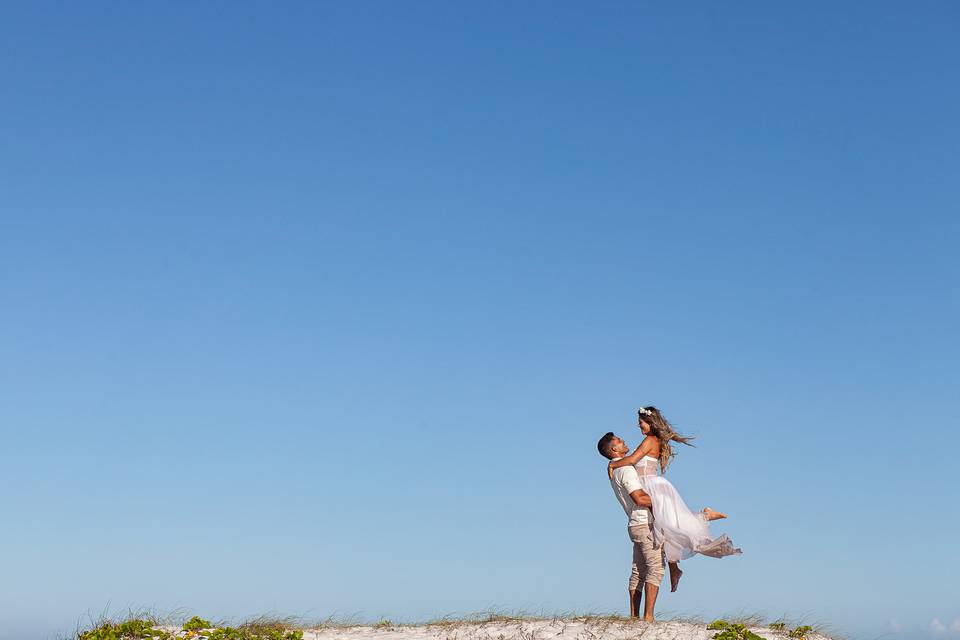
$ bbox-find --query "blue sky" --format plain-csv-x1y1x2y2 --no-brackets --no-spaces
1,3,958,640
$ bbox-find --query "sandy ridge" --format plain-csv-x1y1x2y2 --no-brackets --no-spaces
157,620,832,640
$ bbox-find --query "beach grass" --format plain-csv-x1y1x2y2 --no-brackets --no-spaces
67,609,837,640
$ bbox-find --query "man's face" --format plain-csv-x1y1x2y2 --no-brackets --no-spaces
610,435,629,457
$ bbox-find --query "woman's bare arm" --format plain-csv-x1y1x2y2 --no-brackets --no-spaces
607,436,657,478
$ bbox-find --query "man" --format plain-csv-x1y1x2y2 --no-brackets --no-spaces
597,431,665,621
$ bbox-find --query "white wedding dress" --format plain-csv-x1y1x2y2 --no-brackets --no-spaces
634,455,742,562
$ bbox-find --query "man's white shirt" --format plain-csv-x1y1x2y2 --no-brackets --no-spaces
609,458,650,526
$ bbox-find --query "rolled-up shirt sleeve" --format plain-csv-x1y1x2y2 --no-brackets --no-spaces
618,466,644,495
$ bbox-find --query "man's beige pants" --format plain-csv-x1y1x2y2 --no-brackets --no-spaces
628,523,665,590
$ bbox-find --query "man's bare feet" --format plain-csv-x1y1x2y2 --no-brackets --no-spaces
668,562,683,592
702,507,727,521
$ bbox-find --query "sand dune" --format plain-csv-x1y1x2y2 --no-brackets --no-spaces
152,618,832,640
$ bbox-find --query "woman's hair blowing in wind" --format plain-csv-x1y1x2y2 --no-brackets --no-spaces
639,406,695,473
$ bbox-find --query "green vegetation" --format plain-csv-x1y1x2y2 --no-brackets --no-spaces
78,619,171,640
708,620,765,640
76,617,303,640
203,627,302,640
708,619,816,640
183,618,213,632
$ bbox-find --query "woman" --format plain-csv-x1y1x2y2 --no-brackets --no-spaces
607,406,741,592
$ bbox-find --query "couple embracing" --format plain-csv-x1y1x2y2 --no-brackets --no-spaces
598,406,742,621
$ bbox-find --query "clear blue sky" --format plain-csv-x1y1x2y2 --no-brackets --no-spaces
2,3,957,640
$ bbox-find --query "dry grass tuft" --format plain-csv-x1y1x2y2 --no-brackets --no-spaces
68,605,167,640
309,613,365,630
719,612,769,628
239,614,311,632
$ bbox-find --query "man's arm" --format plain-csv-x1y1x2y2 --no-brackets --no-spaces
616,466,653,508
629,489,652,508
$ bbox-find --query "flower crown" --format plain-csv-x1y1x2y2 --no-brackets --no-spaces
638,407,654,416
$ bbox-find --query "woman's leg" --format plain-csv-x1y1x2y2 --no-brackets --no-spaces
668,561,683,592
702,507,727,521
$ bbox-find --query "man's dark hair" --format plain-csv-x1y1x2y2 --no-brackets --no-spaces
597,432,617,459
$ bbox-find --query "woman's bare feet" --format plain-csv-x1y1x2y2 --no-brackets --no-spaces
643,616,655,622
702,507,727,521
668,562,683,592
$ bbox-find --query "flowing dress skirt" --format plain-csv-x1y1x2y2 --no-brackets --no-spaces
638,474,742,563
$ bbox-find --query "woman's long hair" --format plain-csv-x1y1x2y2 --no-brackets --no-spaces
639,406,695,473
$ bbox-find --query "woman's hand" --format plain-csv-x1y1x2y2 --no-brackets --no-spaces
607,462,616,480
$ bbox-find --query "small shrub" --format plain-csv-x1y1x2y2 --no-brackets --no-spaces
789,626,814,639
236,619,303,640
707,620,764,640
78,619,170,640
769,622,787,631
184,617,213,632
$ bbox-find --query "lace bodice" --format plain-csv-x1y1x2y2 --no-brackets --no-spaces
634,455,660,476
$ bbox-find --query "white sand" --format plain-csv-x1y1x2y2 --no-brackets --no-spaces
160,619,832,640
